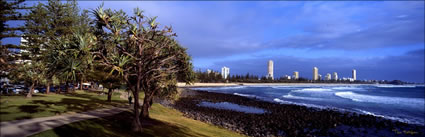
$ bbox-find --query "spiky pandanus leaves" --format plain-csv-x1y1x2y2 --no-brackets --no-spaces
92,5,195,132
44,31,96,90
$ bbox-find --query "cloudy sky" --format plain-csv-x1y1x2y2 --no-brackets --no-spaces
3,1,424,82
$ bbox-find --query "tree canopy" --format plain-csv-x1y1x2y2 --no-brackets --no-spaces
92,5,194,132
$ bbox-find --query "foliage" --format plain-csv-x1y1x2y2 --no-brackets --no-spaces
21,0,92,93
0,0,28,40
8,61,45,97
194,70,224,83
0,0,29,78
92,5,194,131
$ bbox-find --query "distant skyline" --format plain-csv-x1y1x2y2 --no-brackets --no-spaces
2,1,424,82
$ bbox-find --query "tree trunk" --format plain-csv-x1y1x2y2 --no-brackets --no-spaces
131,86,142,132
72,82,75,92
107,84,113,102
79,80,83,90
58,84,62,94
46,82,50,94
65,82,69,93
141,97,150,119
26,83,34,98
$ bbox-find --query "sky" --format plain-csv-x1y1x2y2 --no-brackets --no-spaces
3,1,424,83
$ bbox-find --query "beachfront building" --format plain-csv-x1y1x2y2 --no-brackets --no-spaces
267,60,274,80
313,67,319,81
207,69,212,74
333,72,338,81
293,71,299,80
352,69,357,80
318,74,322,81
283,75,291,80
342,77,355,82
221,66,230,79
325,73,331,81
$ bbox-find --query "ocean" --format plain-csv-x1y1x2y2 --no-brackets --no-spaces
192,84,425,125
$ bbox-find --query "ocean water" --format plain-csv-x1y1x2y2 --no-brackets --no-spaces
192,84,425,125
197,101,266,114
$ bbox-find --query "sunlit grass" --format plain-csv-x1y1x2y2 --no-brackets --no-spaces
0,90,125,122
30,89,245,137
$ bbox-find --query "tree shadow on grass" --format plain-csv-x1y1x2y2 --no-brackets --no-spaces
40,111,210,137
18,105,42,114
13,93,126,121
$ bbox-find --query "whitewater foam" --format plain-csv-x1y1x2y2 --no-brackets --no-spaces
355,109,424,125
233,93,257,98
273,98,328,109
293,88,334,92
374,85,416,88
331,86,363,90
192,86,246,91
335,92,424,108
282,94,323,101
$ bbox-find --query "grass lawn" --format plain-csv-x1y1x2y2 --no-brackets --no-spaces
0,90,126,122
30,103,245,137
29,89,245,137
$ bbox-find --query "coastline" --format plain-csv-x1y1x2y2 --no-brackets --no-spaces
171,88,424,137
177,82,378,87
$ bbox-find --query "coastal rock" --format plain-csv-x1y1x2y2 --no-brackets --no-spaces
171,89,425,137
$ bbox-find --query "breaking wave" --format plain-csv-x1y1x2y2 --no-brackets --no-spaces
374,85,416,88
355,109,424,125
233,93,257,98
192,86,246,91
334,92,424,107
273,98,328,109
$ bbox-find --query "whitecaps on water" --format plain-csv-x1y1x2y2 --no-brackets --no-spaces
373,84,417,88
233,93,257,98
273,98,329,109
331,86,364,91
334,91,424,108
292,88,334,92
192,86,246,91
282,94,324,101
355,109,424,125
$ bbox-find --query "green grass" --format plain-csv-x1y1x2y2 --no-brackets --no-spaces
31,103,245,137
0,90,126,122
29,89,244,137
2,89,245,137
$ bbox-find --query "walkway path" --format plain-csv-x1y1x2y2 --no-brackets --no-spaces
0,92,132,137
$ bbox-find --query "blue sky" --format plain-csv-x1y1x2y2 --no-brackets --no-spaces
3,1,424,82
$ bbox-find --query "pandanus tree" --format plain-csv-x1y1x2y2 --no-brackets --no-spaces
44,30,96,92
87,66,122,102
9,61,45,98
92,6,194,132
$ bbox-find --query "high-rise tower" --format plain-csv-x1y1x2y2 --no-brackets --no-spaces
333,72,338,81
325,73,331,80
313,67,319,81
293,71,299,80
267,60,274,80
221,66,229,79
352,69,356,81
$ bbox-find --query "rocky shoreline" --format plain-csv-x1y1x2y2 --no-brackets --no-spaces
170,89,424,137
